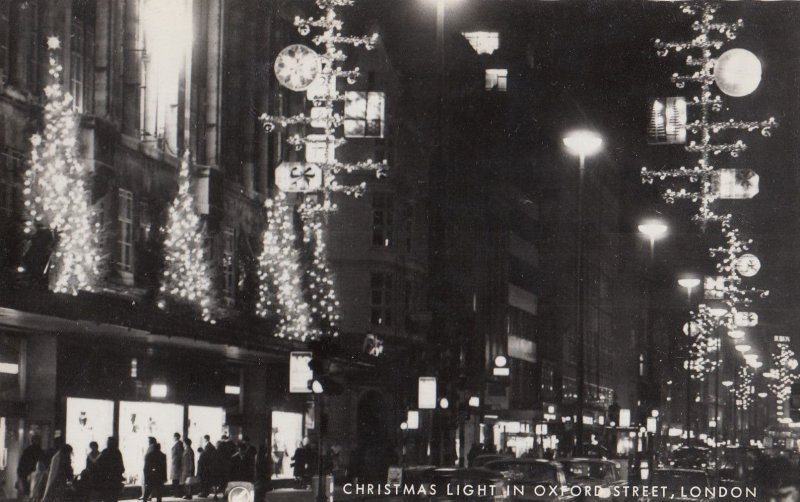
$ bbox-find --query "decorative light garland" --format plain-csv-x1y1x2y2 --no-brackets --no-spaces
158,152,216,322
736,365,754,411
642,2,775,379
768,341,798,403
258,0,386,339
22,37,101,295
256,192,316,341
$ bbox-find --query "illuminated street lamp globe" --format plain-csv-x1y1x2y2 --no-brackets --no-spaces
714,48,762,97
563,130,603,159
722,380,734,388
735,344,752,353
727,329,745,340
638,221,668,241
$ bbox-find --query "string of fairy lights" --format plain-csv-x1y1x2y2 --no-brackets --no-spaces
157,152,217,323
642,1,779,394
256,0,387,340
23,37,101,296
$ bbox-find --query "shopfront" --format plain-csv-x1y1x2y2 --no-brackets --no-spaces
271,410,305,479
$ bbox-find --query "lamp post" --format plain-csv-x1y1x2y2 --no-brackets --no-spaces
563,130,603,455
678,277,700,445
638,221,668,260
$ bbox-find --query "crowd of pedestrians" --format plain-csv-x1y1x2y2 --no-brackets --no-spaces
15,433,273,502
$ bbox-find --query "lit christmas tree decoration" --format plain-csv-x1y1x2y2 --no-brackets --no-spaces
23,38,101,295
641,3,775,379
256,193,316,341
158,152,216,322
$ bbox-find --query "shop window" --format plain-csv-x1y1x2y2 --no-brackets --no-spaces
371,193,393,247
65,397,115,475
344,91,385,138
139,0,193,152
485,69,508,92
271,411,305,479
222,228,235,301
118,189,133,273
188,405,225,455
370,272,393,327
118,401,184,485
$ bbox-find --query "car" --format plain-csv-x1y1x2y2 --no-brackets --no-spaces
668,446,713,471
638,468,711,502
472,454,514,468
484,458,578,501
559,458,626,501
423,467,505,501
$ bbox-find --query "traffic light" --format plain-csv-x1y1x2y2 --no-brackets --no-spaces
307,337,345,395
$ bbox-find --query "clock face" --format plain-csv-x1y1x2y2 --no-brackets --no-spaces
274,44,320,92
735,253,761,277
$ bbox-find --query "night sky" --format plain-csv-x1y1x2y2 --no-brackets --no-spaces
349,1,800,349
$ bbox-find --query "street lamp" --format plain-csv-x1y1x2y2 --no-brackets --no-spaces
638,220,669,259
563,129,603,455
678,276,701,446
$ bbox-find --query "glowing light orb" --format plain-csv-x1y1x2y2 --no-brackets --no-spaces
274,44,320,92
714,49,762,97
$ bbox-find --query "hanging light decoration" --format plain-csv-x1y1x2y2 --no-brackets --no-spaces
642,3,776,379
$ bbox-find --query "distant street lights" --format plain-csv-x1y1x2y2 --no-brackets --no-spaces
678,276,701,445
563,129,603,455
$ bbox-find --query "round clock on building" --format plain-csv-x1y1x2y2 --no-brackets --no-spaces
274,44,321,92
735,253,761,277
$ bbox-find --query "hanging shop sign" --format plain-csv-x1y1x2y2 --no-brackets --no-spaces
648,97,687,145
276,162,323,193
711,169,759,199
418,377,437,410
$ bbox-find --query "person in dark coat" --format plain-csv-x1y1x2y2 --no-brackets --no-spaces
216,434,235,487
229,442,254,483
253,444,272,502
291,439,312,484
170,433,184,489
143,438,167,502
196,447,209,497
95,437,125,502
181,438,195,499
201,435,223,499
17,435,43,497
42,444,74,502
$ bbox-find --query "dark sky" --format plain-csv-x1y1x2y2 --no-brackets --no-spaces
351,1,800,345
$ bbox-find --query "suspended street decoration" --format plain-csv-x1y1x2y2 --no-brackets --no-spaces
257,0,387,340
641,2,776,379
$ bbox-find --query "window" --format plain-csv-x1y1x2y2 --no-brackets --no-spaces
140,0,193,151
0,149,23,218
462,31,500,55
222,228,235,299
485,69,508,92
344,91,385,138
370,272,393,326
648,97,687,145
371,193,394,247
70,20,85,112
541,361,554,396
118,189,134,273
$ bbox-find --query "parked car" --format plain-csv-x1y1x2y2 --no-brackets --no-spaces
423,467,504,501
484,458,578,501
668,446,713,471
472,454,514,468
639,468,711,502
559,458,625,501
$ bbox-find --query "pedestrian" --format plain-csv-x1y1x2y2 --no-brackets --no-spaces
42,444,74,502
171,433,184,490
143,437,167,502
201,435,223,499
181,437,195,500
29,459,49,502
95,437,125,502
87,441,101,466
230,442,254,483
216,434,235,488
196,446,209,497
17,434,43,497
253,444,272,502
291,439,310,484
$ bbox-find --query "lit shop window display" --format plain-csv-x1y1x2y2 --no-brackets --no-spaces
271,411,304,480
65,398,115,474
188,405,226,452
119,401,184,485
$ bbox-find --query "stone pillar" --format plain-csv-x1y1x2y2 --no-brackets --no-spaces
242,364,268,449
205,0,222,167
